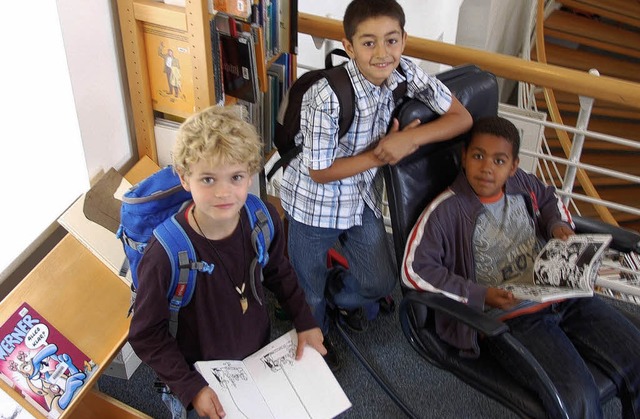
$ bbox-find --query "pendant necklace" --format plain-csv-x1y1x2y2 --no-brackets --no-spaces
192,206,249,314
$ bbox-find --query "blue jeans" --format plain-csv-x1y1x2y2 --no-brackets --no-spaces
162,392,206,419
483,297,640,419
287,207,397,333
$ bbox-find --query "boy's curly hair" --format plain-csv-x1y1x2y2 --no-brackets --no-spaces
172,105,263,176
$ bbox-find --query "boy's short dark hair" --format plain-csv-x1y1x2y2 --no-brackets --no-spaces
468,116,521,159
343,0,406,41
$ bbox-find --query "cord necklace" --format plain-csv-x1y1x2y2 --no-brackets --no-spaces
191,206,249,314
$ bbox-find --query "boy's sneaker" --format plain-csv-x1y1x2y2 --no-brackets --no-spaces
323,336,341,373
338,307,368,332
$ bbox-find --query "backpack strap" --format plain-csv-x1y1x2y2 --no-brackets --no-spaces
154,215,214,337
244,194,274,306
323,66,355,140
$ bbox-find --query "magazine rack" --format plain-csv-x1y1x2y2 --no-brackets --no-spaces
0,158,158,418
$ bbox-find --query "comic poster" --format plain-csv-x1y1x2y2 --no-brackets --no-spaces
143,22,196,118
0,303,97,418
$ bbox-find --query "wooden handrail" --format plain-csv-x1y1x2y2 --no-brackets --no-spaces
299,12,640,110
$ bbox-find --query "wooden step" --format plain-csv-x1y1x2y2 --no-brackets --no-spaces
532,43,640,83
545,9,640,59
557,0,640,28
534,90,639,120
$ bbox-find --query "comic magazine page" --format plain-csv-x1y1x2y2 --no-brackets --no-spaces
500,234,612,302
194,329,351,419
0,303,97,418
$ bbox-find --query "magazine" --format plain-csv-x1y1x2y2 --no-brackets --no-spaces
0,303,97,418
499,234,612,302
194,329,351,419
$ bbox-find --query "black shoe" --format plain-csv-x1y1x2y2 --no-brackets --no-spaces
338,307,368,332
378,295,396,314
322,336,341,373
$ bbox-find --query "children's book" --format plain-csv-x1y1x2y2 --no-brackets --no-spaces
0,303,97,418
194,329,351,419
142,22,196,118
499,234,612,302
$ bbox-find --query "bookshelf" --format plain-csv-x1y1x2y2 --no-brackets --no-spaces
116,0,296,164
117,0,214,163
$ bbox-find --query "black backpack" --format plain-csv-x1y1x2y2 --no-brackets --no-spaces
266,49,407,180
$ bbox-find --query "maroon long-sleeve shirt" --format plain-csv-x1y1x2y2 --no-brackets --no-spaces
128,201,317,408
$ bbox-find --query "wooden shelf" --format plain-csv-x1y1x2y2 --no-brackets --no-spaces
116,0,215,163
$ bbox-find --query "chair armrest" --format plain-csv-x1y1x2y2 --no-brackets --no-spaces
400,290,570,418
573,215,640,254
400,291,509,337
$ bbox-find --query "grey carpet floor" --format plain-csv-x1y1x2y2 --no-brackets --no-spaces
97,281,635,418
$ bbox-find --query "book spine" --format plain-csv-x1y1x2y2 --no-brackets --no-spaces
210,18,225,104
289,0,298,55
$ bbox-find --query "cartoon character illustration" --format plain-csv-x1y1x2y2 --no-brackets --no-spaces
158,42,182,98
9,343,91,414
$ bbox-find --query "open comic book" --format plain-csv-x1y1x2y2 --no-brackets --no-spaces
499,234,612,302
194,329,351,419
0,303,97,418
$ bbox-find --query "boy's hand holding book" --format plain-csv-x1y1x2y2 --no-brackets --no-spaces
296,327,326,359
193,386,226,419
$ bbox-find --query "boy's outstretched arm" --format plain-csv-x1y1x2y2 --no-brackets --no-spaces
309,149,384,183
193,386,226,418
295,327,326,360
374,97,472,165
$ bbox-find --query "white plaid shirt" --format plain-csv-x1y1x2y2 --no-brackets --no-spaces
280,57,452,229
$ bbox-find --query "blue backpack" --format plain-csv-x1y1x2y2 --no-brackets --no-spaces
116,166,274,336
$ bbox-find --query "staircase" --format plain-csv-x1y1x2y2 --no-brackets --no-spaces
530,0,640,232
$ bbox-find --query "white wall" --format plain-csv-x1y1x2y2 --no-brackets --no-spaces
457,0,532,101
57,0,133,181
0,0,132,283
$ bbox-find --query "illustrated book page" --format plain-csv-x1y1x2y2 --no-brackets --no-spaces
0,303,97,419
194,329,351,419
500,234,612,302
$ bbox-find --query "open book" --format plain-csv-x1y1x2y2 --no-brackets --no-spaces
499,234,612,302
194,329,351,419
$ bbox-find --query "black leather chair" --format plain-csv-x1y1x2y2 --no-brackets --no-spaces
384,65,640,418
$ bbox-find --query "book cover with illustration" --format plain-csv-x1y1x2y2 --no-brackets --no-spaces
500,234,612,302
0,303,97,418
143,22,196,118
